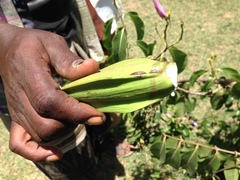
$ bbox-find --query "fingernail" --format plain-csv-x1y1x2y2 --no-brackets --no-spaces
85,116,105,125
46,154,61,162
72,59,84,68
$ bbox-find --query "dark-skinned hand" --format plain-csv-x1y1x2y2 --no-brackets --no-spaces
0,22,106,162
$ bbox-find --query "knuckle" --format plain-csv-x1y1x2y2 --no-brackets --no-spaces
9,139,20,154
36,120,65,141
53,33,65,43
47,32,66,47
33,89,58,116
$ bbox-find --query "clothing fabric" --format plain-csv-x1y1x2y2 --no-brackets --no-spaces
90,0,123,33
35,135,101,180
0,0,24,26
13,0,77,41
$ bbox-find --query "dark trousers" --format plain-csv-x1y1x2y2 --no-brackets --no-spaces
35,135,101,180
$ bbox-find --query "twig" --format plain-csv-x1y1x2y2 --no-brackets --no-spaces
214,163,240,175
176,87,219,96
163,133,240,156
178,78,210,84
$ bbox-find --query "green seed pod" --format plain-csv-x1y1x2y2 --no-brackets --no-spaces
61,58,178,113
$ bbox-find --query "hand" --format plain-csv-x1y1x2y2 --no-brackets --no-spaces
0,22,106,162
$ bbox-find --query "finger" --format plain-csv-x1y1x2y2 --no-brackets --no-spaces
14,45,106,126
9,121,63,162
44,36,99,80
21,75,105,126
56,58,100,81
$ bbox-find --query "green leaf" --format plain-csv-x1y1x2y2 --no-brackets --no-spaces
154,109,161,121
148,41,156,56
210,91,227,110
150,140,166,165
106,53,114,65
165,137,179,149
225,94,234,108
169,46,188,74
217,152,230,162
232,82,240,99
159,136,167,165
181,147,199,177
184,96,197,113
206,152,221,173
198,146,213,161
112,27,127,62
167,146,181,169
198,153,221,175
224,157,239,180
201,79,215,91
136,40,149,56
189,70,208,86
160,98,168,114
219,68,240,82
127,11,145,40
102,18,114,50
173,97,185,117
150,142,161,159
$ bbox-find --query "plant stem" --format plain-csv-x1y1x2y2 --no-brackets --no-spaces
163,133,240,156
156,18,170,59
168,19,184,48
177,87,219,96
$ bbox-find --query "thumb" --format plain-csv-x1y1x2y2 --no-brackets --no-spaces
47,43,99,81
9,121,63,162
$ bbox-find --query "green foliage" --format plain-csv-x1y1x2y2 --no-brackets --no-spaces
136,40,156,57
127,12,145,40
149,134,240,179
189,70,208,87
169,46,188,74
102,3,240,179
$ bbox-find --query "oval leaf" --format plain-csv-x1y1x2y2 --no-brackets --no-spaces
181,149,198,177
170,147,181,169
112,27,127,62
206,153,221,173
219,68,240,82
169,46,188,74
224,158,239,180
102,18,114,50
166,148,181,169
165,137,179,149
150,141,166,165
148,40,157,56
210,91,227,110
173,97,185,117
127,11,145,40
184,96,197,113
232,82,240,99
189,70,208,86
201,79,215,91
150,142,161,159
136,40,149,56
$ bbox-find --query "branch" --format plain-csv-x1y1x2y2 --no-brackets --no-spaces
176,87,219,96
178,78,209,84
214,163,240,175
163,133,240,157
176,78,236,96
